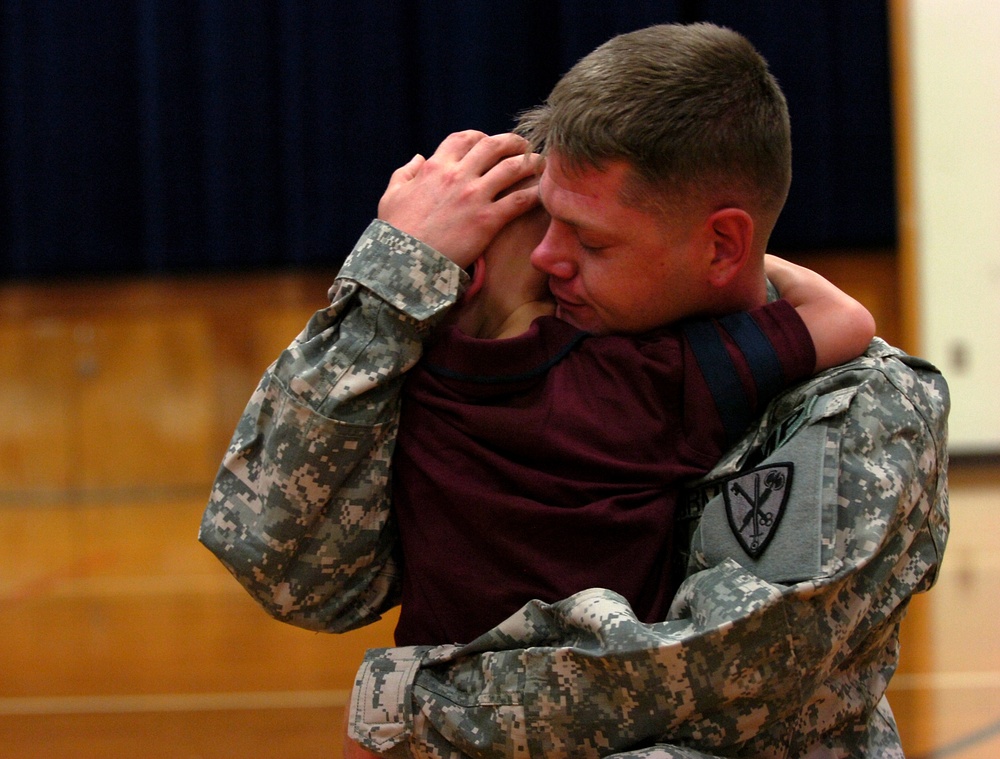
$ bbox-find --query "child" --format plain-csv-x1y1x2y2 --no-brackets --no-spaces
389,200,874,646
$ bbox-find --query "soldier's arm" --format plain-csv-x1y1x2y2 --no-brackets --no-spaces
348,348,949,757
198,220,465,632
198,131,542,634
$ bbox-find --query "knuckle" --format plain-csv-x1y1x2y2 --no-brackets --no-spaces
509,188,532,207
442,163,467,188
456,180,481,204
421,155,450,179
453,129,486,147
472,206,496,231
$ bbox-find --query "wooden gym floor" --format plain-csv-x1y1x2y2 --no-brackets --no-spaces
1,265,997,758
1,465,994,759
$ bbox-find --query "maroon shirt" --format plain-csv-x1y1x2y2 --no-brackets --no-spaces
392,301,815,645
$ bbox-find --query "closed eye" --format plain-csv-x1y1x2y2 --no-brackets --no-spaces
579,238,608,255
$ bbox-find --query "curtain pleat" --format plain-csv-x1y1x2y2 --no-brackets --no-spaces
0,0,896,279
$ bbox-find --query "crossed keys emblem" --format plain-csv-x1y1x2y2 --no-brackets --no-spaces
723,463,793,559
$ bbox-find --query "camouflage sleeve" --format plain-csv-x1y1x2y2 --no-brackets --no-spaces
199,220,467,633
349,344,949,757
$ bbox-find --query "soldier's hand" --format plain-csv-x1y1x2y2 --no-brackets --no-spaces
378,131,543,269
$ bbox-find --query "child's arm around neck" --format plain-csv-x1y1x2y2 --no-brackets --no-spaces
765,255,876,371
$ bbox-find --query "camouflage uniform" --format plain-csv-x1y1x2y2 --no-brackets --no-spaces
200,220,950,758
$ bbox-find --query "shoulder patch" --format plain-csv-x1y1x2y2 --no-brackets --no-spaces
723,463,793,559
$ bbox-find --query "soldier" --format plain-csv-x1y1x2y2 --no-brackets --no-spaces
388,183,873,649
201,23,949,758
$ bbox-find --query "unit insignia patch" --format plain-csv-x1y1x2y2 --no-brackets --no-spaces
723,463,793,559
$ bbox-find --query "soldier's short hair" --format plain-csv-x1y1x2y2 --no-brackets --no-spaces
516,23,792,225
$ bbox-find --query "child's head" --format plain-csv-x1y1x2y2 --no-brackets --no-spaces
516,23,792,252
454,191,553,339
470,203,549,299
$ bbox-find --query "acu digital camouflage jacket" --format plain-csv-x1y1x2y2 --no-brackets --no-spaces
200,220,950,758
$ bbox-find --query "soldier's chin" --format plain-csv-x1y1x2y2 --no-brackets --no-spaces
558,309,613,335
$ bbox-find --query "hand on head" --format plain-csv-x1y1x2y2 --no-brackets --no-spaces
378,131,544,269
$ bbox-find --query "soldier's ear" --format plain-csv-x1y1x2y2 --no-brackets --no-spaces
705,208,753,288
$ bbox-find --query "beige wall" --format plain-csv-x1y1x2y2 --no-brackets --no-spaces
895,0,1000,454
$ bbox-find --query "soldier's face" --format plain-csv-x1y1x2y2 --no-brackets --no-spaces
531,152,711,335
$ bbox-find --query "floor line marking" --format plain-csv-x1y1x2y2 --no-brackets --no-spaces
0,689,350,716
890,670,1000,691
1,552,116,604
1,572,243,602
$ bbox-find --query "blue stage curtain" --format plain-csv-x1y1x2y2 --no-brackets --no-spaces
0,0,895,279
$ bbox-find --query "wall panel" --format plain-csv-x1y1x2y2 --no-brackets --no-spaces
1,257,898,497
0,272,334,499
